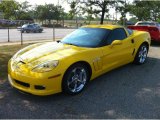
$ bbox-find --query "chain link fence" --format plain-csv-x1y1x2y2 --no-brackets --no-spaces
0,27,76,45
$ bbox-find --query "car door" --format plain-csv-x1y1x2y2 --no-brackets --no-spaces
101,28,135,72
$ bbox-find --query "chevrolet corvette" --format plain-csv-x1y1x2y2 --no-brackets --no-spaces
8,25,151,95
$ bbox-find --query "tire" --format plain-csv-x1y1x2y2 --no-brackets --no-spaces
62,63,90,95
26,30,30,33
134,44,148,65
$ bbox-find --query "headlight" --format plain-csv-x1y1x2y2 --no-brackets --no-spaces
32,60,59,73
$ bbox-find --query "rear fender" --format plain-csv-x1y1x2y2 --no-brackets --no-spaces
133,31,150,57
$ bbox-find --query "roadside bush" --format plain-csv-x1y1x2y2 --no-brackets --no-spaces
42,24,63,28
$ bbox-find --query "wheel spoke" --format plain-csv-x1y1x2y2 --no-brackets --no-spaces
68,79,75,86
67,67,87,93
73,82,78,92
72,68,77,76
138,46,148,64
140,57,143,63
79,69,85,80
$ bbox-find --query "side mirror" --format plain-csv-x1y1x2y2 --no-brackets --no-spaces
111,40,122,47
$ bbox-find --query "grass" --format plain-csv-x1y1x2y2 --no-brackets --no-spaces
0,44,29,82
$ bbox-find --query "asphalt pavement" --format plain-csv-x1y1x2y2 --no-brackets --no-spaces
0,44,160,118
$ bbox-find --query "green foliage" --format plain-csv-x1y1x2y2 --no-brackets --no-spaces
34,4,65,24
1,0,160,26
0,0,33,20
69,1,80,20
0,0,20,19
128,0,160,21
115,0,131,25
16,1,33,20
129,17,138,23
83,0,116,24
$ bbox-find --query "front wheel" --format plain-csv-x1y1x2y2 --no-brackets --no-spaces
134,44,148,65
26,30,30,33
62,63,89,95
39,30,42,33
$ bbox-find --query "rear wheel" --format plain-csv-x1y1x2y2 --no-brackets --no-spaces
134,44,148,64
62,63,89,95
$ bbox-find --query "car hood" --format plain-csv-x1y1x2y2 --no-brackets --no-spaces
13,42,85,65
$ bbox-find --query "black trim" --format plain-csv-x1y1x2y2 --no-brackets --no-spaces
15,80,30,87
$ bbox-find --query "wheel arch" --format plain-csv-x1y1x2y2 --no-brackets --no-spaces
62,61,92,82
133,41,149,64
135,41,150,56
142,41,149,51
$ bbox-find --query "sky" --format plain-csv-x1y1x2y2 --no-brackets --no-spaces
16,0,70,11
16,0,131,20
17,0,61,5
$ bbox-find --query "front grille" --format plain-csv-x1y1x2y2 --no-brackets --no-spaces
15,80,30,88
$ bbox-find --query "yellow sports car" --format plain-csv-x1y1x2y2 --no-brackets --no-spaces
8,25,151,95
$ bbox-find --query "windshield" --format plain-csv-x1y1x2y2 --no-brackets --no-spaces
61,28,110,48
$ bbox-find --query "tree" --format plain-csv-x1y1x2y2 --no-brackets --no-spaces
34,4,64,25
68,1,81,27
82,0,115,24
115,0,131,25
81,5,95,24
34,5,47,24
0,0,20,19
128,0,150,21
147,1,160,21
16,1,33,20
127,0,160,21
20,1,31,12
54,5,65,23
129,17,138,23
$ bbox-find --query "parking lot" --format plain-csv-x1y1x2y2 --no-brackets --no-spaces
0,43,160,118
0,28,75,43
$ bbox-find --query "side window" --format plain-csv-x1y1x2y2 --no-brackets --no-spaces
107,28,127,44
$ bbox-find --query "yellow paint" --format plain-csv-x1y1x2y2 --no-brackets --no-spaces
8,25,151,95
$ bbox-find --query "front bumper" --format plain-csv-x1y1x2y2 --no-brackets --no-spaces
8,74,62,95
8,61,63,96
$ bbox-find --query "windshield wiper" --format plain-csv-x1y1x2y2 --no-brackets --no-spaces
56,40,62,43
57,41,79,46
63,42,80,46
